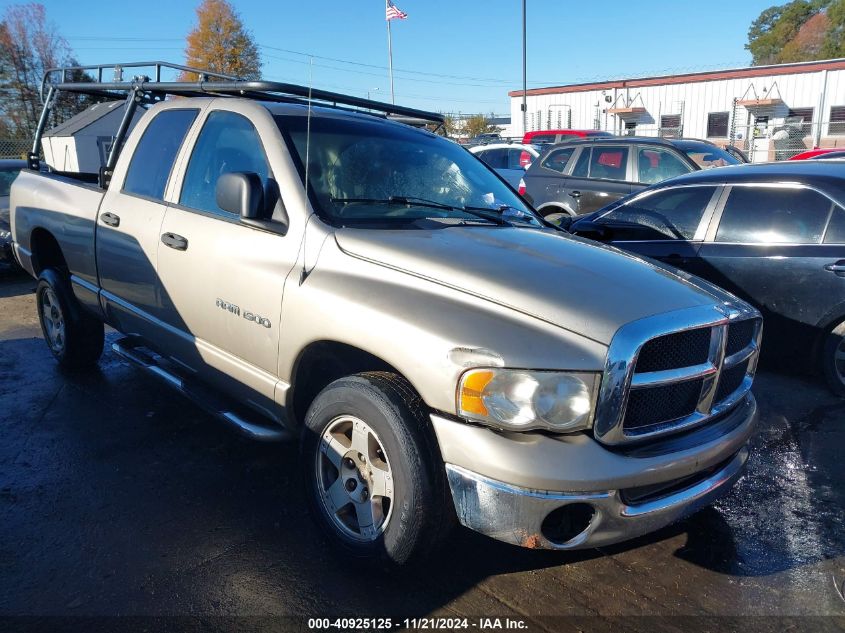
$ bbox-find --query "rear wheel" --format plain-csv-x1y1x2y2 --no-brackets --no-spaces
822,320,845,397
36,269,104,369
301,372,453,565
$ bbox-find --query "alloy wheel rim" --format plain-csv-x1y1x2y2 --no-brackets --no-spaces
316,415,394,542
40,288,65,354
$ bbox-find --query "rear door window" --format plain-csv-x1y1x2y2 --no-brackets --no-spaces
540,147,576,173
716,186,833,244
590,146,629,181
571,148,591,177
477,148,507,170
600,186,716,240
637,147,693,184
123,109,198,200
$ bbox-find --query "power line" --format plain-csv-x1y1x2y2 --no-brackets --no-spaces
66,35,521,85
259,44,517,85
260,52,509,90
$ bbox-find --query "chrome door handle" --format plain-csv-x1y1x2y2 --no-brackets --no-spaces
824,262,845,274
101,212,120,227
161,232,188,251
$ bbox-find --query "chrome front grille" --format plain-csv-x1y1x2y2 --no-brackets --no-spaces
595,304,762,445
635,328,711,372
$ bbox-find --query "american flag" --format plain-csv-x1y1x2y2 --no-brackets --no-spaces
386,0,407,21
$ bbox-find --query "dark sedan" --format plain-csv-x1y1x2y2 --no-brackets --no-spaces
0,159,26,269
569,161,845,395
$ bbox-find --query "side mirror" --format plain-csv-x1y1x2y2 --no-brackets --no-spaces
570,219,609,240
554,215,574,230
216,172,264,219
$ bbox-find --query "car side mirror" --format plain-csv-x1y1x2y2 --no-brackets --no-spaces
571,219,609,240
554,215,574,230
216,172,264,219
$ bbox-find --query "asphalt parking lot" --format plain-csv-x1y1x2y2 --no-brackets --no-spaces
0,268,844,632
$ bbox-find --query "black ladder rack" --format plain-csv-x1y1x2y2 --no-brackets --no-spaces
33,60,445,183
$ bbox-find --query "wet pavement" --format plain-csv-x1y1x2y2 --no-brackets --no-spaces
0,268,844,631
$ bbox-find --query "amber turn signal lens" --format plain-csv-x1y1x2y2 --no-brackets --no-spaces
459,369,495,416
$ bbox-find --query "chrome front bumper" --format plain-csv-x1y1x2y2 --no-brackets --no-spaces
445,446,749,550
435,393,757,550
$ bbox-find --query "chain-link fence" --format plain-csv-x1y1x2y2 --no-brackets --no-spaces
617,125,684,139
727,120,845,162
0,139,30,160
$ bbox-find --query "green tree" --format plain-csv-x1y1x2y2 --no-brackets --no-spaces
181,0,261,80
463,114,496,138
0,3,91,139
822,0,845,57
746,0,826,65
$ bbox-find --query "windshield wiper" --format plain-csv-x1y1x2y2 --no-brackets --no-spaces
464,203,545,227
332,196,454,211
331,196,509,226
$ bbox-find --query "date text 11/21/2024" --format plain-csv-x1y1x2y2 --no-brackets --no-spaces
307,618,528,630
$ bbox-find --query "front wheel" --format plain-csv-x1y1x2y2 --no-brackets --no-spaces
36,269,104,369
301,372,453,565
822,321,845,397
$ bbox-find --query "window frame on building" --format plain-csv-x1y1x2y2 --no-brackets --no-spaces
829,106,845,136
706,112,730,139
659,114,682,138
787,107,814,137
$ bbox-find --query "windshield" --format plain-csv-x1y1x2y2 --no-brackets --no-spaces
276,114,541,228
674,142,740,169
0,168,21,197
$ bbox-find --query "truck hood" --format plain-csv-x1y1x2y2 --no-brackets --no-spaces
335,227,732,345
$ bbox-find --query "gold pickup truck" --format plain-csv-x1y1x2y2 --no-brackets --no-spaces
10,62,761,565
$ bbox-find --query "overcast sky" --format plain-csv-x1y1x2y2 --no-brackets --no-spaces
43,0,777,115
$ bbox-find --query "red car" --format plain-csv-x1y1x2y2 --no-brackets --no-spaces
522,129,613,145
789,148,845,160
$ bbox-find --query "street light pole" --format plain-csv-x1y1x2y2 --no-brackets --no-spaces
522,0,527,135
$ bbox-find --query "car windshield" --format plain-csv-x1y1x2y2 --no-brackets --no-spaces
0,168,21,197
276,114,541,228
674,142,740,169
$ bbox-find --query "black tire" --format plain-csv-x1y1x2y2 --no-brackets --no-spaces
301,371,453,565
822,320,845,397
36,268,104,369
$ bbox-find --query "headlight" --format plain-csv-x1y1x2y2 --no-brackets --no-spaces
457,368,599,432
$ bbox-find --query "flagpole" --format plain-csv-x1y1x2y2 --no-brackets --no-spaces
387,14,395,104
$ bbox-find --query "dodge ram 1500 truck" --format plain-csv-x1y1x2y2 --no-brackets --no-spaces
10,63,762,564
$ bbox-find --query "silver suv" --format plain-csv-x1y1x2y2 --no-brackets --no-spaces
10,65,761,565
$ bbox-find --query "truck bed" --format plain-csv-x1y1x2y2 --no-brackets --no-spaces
11,169,105,310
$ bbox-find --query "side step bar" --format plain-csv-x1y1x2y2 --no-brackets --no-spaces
112,338,292,442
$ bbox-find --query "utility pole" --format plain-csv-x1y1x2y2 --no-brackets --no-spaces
522,0,527,135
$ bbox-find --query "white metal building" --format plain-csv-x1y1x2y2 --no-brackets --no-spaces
42,101,143,174
510,58,845,161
